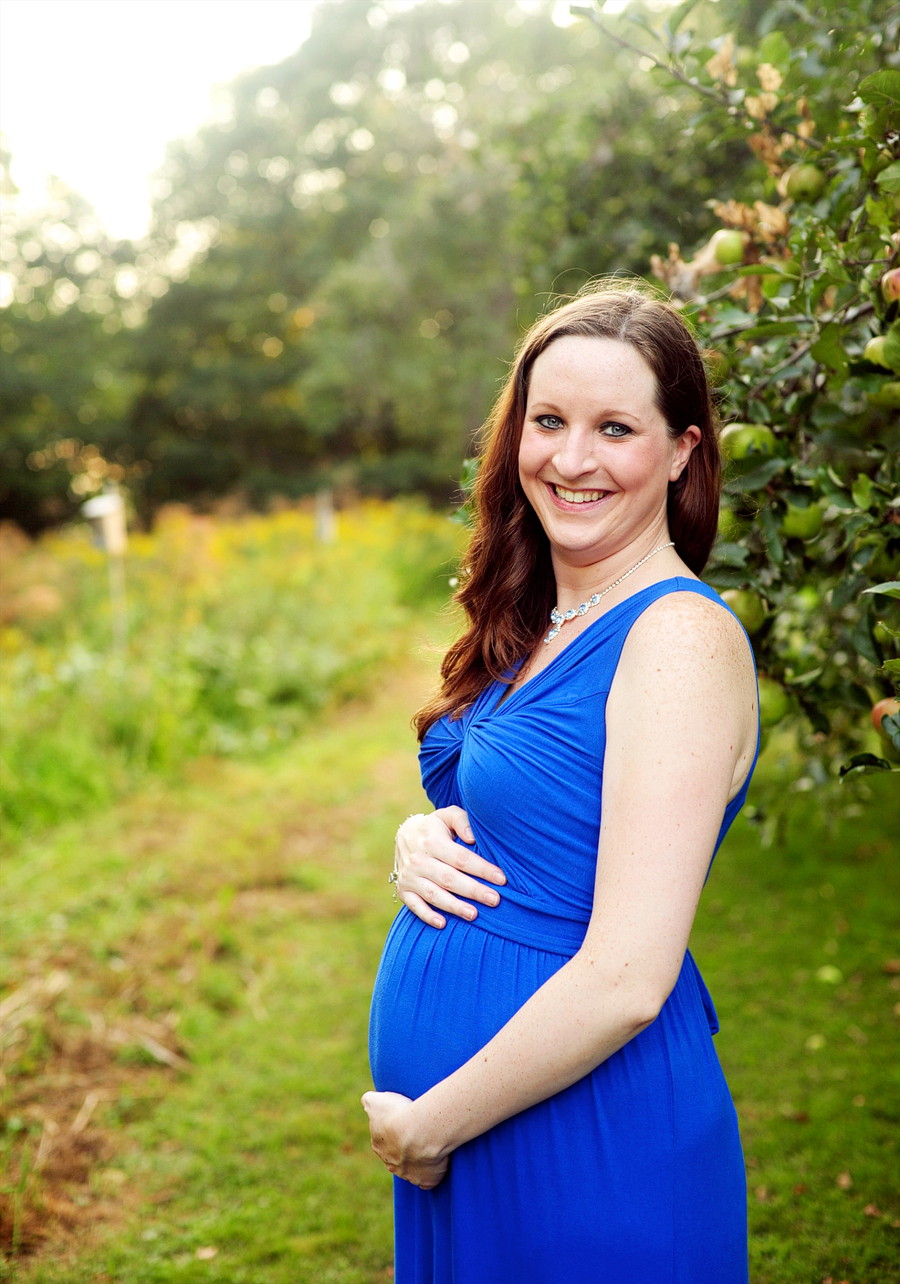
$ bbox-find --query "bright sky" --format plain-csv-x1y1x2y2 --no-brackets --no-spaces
0,0,316,240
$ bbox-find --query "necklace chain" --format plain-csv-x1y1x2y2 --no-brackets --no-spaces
544,542,675,644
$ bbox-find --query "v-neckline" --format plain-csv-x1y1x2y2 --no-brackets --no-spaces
489,576,691,717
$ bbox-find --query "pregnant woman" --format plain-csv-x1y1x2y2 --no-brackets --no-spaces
364,284,759,1283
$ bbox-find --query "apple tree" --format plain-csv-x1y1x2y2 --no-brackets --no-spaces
569,0,899,804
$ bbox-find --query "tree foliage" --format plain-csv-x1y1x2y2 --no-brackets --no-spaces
2,0,756,522
0,159,140,531
569,0,899,789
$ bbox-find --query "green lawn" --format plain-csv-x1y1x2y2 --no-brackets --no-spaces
2,647,898,1283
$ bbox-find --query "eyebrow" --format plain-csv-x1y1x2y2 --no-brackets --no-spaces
528,402,641,419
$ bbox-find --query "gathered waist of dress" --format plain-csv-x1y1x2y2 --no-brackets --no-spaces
456,883,591,956
444,890,721,1032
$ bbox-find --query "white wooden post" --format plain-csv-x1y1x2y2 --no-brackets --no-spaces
315,487,337,543
81,489,128,657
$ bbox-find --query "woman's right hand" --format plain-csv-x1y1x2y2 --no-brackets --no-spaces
395,807,506,929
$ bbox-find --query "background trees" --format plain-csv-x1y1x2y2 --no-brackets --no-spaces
2,0,757,520
1,0,897,782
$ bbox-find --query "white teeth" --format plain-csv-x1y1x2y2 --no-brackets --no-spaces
552,485,606,504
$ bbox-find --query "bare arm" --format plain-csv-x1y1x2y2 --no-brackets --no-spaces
364,594,757,1185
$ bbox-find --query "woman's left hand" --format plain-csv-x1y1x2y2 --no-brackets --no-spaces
361,1090,449,1190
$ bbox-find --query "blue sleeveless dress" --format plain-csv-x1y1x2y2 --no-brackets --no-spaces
369,578,758,1284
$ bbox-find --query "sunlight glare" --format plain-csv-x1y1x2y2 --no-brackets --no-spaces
0,0,315,241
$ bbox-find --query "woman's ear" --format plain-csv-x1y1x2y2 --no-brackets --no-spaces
670,425,702,482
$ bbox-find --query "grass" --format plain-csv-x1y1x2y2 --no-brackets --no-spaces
700,768,900,1283
1,652,435,1282
1,630,898,1281
0,501,463,837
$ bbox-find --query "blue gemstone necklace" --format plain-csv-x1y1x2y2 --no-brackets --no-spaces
544,542,675,643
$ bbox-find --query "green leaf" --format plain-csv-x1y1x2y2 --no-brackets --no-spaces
663,0,703,38
785,666,823,687
726,457,787,493
758,31,791,70
810,323,849,374
862,581,900,599
839,753,896,780
737,320,807,341
857,70,900,108
833,572,869,609
866,193,893,233
758,506,785,565
883,659,900,679
703,567,755,590
882,712,900,753
459,457,480,491
711,541,750,567
851,611,880,667
851,474,874,510
875,161,900,196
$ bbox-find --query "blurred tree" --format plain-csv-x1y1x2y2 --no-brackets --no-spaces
120,0,760,511
0,157,138,531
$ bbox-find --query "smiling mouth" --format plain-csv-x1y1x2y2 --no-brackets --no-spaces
550,484,611,505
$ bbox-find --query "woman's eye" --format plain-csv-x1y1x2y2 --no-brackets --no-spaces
536,414,564,429
602,422,632,438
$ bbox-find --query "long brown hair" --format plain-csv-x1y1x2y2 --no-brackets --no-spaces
415,281,722,740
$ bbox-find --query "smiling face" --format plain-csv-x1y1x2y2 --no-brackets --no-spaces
518,335,700,573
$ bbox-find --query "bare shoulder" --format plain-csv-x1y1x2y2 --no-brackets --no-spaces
610,588,758,792
621,587,755,685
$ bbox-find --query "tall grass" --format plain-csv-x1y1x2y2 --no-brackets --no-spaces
0,502,463,838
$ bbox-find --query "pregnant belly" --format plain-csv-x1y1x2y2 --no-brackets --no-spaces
368,908,568,1100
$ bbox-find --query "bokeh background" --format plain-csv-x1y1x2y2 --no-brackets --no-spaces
1,1,898,1281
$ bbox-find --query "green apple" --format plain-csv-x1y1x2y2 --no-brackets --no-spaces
863,335,889,368
794,585,820,613
873,621,896,646
881,269,900,304
712,229,745,266
867,381,900,411
722,589,767,634
780,501,824,540
717,507,742,540
720,423,777,459
785,163,825,202
758,676,790,728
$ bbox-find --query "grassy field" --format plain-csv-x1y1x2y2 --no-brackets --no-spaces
1,509,898,1282
1,656,432,1283
2,655,897,1283
0,501,462,836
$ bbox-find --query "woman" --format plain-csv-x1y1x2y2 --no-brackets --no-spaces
363,284,759,1283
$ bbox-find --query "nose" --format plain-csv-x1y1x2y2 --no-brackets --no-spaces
552,427,598,480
